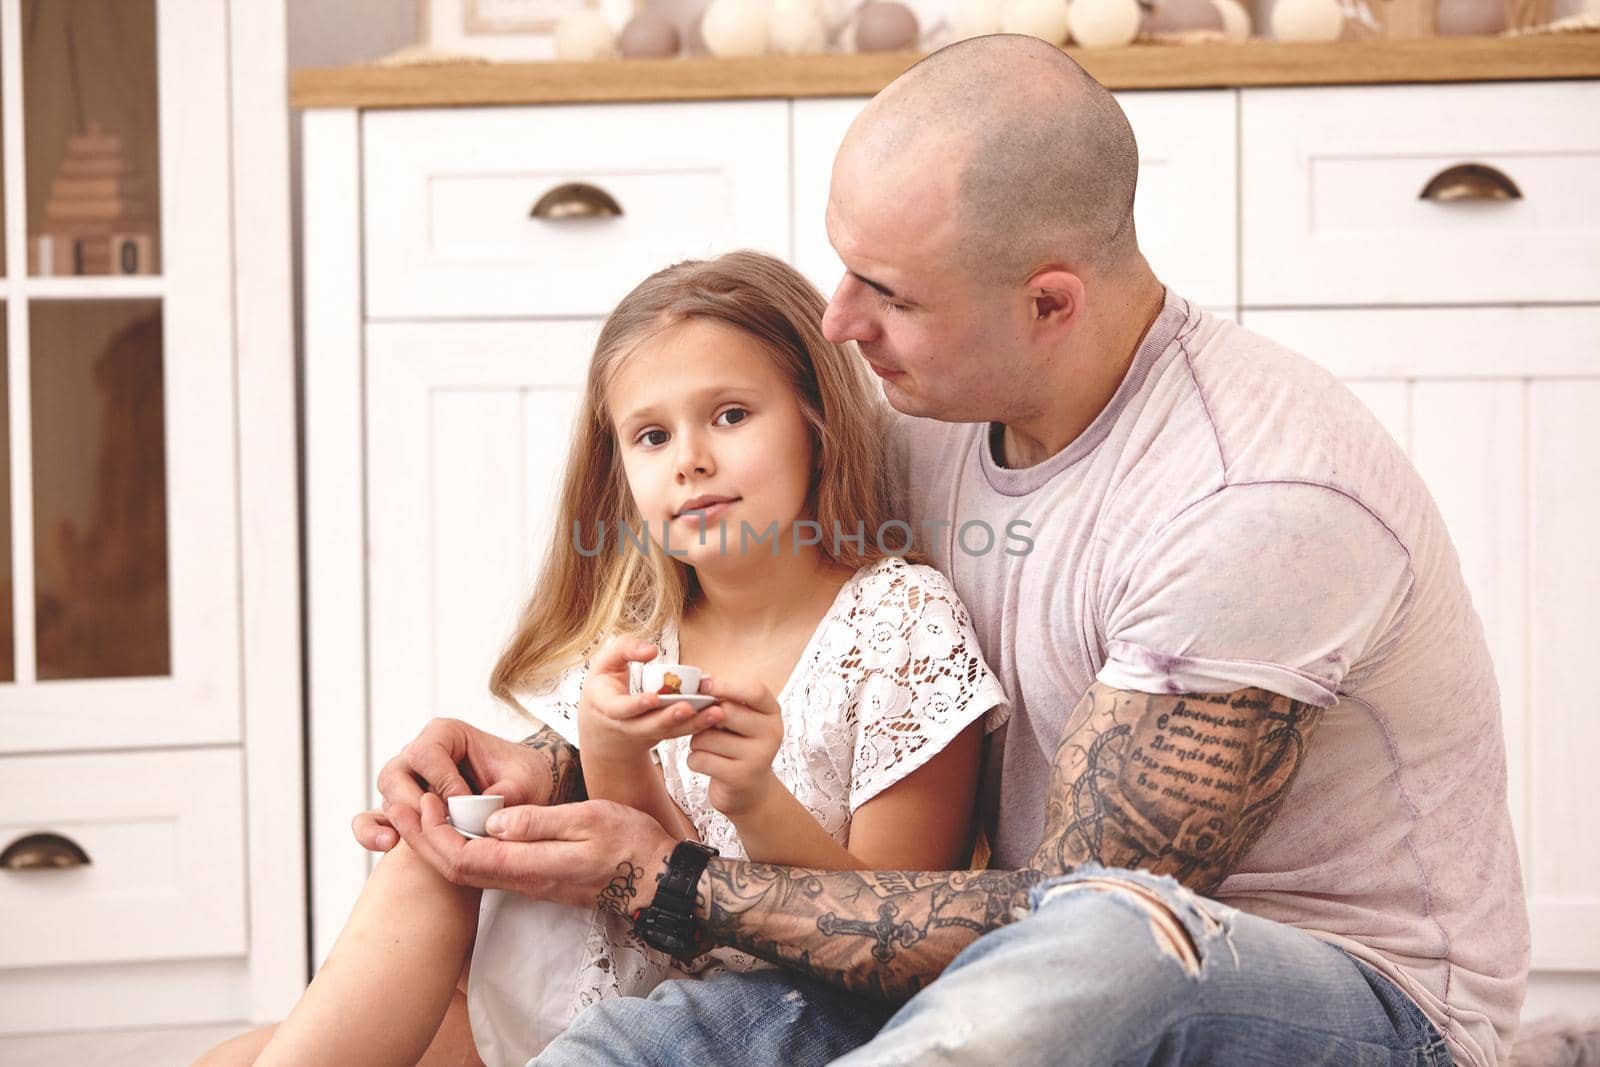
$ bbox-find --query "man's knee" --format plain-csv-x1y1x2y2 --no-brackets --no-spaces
1026,867,1237,980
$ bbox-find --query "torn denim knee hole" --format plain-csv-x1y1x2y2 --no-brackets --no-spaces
1033,875,1238,977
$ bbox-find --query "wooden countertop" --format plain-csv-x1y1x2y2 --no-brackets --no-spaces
291,36,1600,109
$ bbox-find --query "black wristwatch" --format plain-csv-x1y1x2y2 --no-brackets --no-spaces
632,840,719,959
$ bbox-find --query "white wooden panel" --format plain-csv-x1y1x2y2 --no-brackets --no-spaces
0,0,242,751
302,107,371,969
432,390,535,741
1410,382,1528,869
1527,381,1600,908
365,321,598,820
792,92,1238,308
0,958,251,1035
1241,82,1600,306
227,0,307,1019
1243,306,1600,381
1342,380,1411,453
0,748,246,969
364,102,790,319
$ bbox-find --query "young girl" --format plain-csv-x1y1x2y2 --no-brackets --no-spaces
198,251,1006,1067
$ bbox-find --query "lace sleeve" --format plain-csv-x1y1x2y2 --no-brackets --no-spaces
843,561,1009,813
509,655,591,751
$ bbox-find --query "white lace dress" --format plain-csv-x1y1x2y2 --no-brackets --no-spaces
467,556,1008,1067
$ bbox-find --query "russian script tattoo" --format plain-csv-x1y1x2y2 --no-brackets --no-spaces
520,726,587,805
598,861,644,916
696,684,1321,1001
1036,685,1322,895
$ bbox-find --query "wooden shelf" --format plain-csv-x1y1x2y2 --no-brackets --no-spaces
290,36,1600,109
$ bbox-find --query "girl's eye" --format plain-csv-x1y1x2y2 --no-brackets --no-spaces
876,295,904,314
714,407,749,427
637,428,668,448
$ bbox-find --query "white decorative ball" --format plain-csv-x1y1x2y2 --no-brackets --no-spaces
1000,0,1071,43
1212,0,1253,37
701,0,771,55
1067,0,1142,45
950,0,1006,38
769,1,828,51
553,10,617,60
1270,0,1343,39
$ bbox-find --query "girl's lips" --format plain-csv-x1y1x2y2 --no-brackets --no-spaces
675,498,739,523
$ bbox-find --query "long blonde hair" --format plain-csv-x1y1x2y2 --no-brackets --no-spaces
489,250,908,712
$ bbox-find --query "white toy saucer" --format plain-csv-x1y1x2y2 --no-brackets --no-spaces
655,693,716,711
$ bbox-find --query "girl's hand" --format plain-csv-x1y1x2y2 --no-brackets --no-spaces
578,636,717,766
687,676,786,819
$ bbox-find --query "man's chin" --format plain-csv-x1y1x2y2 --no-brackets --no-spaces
879,378,927,417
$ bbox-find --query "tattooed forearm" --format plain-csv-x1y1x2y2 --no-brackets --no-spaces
692,684,1319,1001
704,862,1046,1002
520,726,587,805
1035,683,1322,896
598,861,644,916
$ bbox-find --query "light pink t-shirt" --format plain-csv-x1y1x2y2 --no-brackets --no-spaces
886,291,1529,1067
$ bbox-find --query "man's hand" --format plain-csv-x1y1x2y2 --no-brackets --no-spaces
385,792,677,914
352,719,583,852
688,675,785,819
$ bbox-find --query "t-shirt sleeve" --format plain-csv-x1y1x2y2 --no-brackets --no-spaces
1098,482,1414,708
508,655,591,750
846,563,1010,812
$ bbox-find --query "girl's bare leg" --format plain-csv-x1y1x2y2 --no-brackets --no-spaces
191,962,484,1067
245,840,482,1067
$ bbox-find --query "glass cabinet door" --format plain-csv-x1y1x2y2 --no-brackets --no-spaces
2,0,239,750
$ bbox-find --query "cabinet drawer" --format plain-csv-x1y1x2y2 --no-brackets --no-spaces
1241,82,1600,307
792,91,1237,309
0,749,246,969
363,102,791,320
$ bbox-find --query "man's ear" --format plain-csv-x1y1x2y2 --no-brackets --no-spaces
1027,269,1083,327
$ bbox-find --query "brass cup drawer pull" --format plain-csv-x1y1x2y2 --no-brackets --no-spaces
1,832,93,870
1419,162,1523,202
529,182,624,220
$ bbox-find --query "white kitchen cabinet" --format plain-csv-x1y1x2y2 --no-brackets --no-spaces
302,81,1600,995
1240,82,1600,307
0,0,302,1035
364,101,792,320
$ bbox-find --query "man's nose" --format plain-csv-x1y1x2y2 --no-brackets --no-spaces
823,276,878,345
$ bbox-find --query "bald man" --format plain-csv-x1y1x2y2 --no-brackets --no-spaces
374,35,1528,1067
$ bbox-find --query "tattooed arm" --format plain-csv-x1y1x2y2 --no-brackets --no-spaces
520,724,587,805
681,683,1322,1001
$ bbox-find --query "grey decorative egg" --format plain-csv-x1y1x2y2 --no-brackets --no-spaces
619,11,683,55
854,1,920,51
1143,0,1224,33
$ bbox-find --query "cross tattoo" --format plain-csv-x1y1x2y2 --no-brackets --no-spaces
817,902,923,963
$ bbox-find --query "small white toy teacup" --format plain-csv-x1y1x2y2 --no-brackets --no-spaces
446,794,505,837
641,661,703,697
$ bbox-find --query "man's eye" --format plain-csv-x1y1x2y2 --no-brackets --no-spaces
715,408,749,427
637,429,668,447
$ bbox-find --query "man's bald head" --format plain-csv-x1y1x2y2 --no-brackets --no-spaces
840,35,1142,287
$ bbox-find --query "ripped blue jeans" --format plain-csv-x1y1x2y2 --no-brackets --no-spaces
534,865,1453,1067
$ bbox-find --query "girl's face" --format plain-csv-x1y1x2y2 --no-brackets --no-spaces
608,318,817,568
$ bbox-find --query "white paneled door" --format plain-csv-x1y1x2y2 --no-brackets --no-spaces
364,320,600,813
1244,305,1600,971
